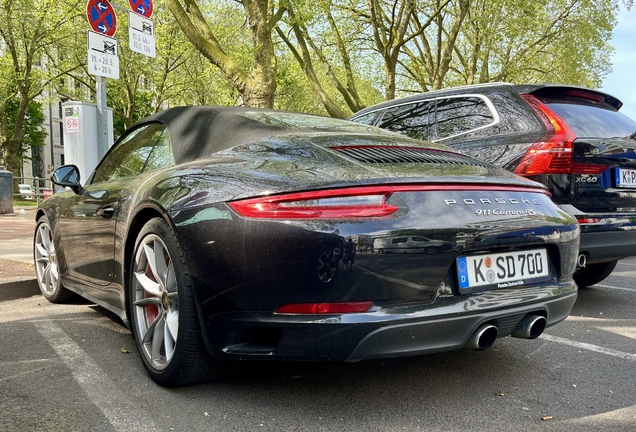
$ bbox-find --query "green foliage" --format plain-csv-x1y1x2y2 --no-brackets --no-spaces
4,98,46,155
0,0,629,138
399,0,623,92
0,0,81,174
13,200,38,206
109,88,155,138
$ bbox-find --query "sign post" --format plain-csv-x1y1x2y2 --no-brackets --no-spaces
95,77,109,159
86,0,118,160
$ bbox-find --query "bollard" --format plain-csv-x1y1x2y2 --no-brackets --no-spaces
0,168,14,214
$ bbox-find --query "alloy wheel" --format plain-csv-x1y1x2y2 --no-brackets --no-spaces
132,234,179,371
34,222,60,296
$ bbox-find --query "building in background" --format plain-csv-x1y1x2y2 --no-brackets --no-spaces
20,95,66,186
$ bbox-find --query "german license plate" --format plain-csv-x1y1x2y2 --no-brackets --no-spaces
616,168,636,188
456,249,550,292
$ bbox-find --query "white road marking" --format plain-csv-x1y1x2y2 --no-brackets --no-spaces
1,358,50,366
541,334,636,361
597,326,636,340
563,405,636,426
605,271,636,278
33,320,158,432
0,358,53,382
592,283,636,292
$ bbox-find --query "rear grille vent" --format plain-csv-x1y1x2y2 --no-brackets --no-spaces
330,146,491,166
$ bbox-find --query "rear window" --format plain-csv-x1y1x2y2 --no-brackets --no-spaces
544,100,636,138
351,111,381,125
377,101,433,141
435,97,494,139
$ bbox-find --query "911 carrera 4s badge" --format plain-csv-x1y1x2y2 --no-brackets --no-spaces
456,249,550,292
443,196,543,217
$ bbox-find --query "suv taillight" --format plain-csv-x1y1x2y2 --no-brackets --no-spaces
515,94,606,175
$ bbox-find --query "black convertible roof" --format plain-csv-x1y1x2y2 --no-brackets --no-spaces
136,106,383,164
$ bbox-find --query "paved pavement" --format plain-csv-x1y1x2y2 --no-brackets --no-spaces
2,206,636,430
0,206,39,300
2,262,636,431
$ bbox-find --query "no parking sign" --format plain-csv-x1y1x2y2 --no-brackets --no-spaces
65,118,80,134
86,0,118,36
64,106,80,134
128,0,153,18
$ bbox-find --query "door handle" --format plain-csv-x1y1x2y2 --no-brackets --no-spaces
97,206,115,219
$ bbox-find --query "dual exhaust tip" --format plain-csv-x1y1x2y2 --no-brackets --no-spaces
466,314,547,350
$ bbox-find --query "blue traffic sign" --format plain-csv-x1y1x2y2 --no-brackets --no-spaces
128,0,153,18
86,0,117,37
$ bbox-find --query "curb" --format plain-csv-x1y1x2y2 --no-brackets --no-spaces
0,276,41,301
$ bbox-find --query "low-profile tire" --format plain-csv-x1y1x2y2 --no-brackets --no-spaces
574,260,619,288
34,217,75,303
129,217,241,386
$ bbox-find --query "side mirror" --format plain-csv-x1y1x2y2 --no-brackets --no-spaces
51,165,85,195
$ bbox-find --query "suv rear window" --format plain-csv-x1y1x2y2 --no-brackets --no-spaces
543,99,636,138
435,97,494,139
377,101,433,141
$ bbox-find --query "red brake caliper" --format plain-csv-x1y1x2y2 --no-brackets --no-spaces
145,263,159,327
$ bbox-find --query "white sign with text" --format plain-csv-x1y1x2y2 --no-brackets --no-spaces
128,12,155,58
87,31,120,79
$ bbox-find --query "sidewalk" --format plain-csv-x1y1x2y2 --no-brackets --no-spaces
0,206,40,301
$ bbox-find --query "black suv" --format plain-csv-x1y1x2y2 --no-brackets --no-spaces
350,83,636,287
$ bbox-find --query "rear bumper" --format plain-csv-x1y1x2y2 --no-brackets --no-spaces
203,283,577,361
579,230,636,263
559,205,636,263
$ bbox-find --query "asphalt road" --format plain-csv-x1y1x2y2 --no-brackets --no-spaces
2,260,636,432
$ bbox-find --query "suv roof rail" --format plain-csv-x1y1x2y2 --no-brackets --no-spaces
351,82,513,118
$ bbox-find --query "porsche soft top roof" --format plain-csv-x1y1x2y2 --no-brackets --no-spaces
136,106,386,164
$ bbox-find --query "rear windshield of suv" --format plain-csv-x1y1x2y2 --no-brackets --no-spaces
544,100,636,138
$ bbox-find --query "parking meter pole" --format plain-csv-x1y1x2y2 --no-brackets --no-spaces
96,77,108,160
0,169,13,214
35,178,41,206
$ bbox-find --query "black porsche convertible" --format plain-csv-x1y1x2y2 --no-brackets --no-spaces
35,107,580,386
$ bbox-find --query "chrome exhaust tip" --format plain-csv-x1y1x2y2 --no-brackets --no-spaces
465,324,498,350
577,253,587,269
511,315,546,339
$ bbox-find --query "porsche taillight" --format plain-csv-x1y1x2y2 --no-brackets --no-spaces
515,94,606,175
229,184,550,219
228,186,399,219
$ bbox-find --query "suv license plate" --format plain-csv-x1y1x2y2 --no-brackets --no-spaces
616,168,636,188
457,249,550,292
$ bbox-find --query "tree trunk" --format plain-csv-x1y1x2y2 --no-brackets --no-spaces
385,57,397,101
166,0,278,108
243,0,277,108
1,96,29,189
